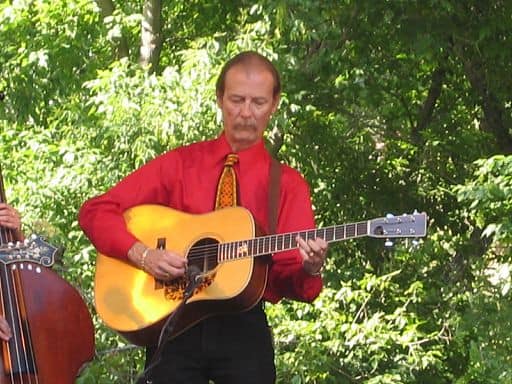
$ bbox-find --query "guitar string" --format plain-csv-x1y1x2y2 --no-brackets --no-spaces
183,225,358,264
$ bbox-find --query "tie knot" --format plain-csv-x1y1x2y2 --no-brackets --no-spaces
224,153,238,167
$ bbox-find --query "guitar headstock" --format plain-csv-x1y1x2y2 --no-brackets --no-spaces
0,234,62,267
369,212,427,239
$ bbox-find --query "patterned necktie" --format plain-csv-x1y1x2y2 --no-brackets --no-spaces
215,153,239,209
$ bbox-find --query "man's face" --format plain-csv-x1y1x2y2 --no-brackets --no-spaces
217,64,279,152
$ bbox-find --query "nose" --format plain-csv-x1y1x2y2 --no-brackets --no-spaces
240,101,252,117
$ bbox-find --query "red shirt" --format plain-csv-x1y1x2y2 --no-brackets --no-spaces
79,133,322,303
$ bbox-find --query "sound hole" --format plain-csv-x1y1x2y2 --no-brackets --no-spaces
162,237,218,301
188,237,219,274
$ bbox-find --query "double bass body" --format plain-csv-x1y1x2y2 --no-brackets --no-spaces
0,165,95,383
0,260,95,384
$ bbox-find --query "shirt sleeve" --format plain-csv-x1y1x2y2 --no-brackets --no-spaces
78,153,181,260
263,167,323,303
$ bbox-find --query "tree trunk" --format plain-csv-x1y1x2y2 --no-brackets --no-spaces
95,0,129,59
139,0,163,73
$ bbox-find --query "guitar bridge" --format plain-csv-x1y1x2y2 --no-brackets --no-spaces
162,272,216,301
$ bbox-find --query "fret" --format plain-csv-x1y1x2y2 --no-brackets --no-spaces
329,226,335,242
357,222,367,237
214,212,426,264
225,242,231,260
347,223,355,238
276,234,283,252
249,238,256,258
284,233,291,251
217,244,222,262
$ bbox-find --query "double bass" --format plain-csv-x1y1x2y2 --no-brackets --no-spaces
0,166,95,383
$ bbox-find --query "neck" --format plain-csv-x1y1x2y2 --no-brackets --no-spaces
225,137,261,153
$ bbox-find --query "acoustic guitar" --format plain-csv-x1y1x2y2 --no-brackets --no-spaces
94,204,427,346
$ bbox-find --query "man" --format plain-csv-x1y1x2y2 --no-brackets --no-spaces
0,202,23,341
79,51,328,383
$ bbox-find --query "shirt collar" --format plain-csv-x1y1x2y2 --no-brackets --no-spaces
213,132,270,171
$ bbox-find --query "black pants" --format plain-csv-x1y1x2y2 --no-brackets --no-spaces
144,302,276,384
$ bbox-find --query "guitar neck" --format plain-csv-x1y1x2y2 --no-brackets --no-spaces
218,221,369,262
216,211,427,262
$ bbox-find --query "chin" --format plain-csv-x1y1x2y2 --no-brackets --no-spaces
230,135,259,150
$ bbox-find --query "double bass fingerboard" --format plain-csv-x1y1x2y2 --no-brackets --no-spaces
0,164,37,376
0,166,15,244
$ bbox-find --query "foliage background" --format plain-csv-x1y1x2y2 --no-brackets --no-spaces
1,0,511,383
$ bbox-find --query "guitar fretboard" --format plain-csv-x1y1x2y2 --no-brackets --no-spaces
218,221,368,262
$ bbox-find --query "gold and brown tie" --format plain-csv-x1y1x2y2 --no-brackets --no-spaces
215,153,239,209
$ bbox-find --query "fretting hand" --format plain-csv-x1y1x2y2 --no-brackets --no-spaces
0,202,24,241
296,236,328,276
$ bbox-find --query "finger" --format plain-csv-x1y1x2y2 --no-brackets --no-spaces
158,264,186,280
156,253,187,280
295,236,311,258
0,319,12,341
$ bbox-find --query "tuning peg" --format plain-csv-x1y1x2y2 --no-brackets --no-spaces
384,239,394,247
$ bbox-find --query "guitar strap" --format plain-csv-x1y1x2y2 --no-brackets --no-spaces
268,156,281,235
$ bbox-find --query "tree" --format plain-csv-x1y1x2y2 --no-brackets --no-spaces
1,0,512,382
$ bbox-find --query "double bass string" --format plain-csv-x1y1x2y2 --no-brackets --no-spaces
0,270,16,384
1,263,38,383
0,166,15,245
0,165,38,383
12,267,38,384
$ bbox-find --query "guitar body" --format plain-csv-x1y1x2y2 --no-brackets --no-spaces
94,205,270,346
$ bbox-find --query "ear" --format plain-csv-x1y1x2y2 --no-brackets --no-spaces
216,92,223,108
271,95,280,114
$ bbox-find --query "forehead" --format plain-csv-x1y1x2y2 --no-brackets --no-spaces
224,64,275,96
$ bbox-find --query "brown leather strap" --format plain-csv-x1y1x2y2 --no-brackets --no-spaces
268,157,281,235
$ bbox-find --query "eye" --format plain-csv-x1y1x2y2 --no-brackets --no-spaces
253,99,267,106
229,96,244,104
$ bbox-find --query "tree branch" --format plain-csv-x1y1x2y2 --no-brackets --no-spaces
412,66,446,145
454,42,512,154
95,0,129,59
